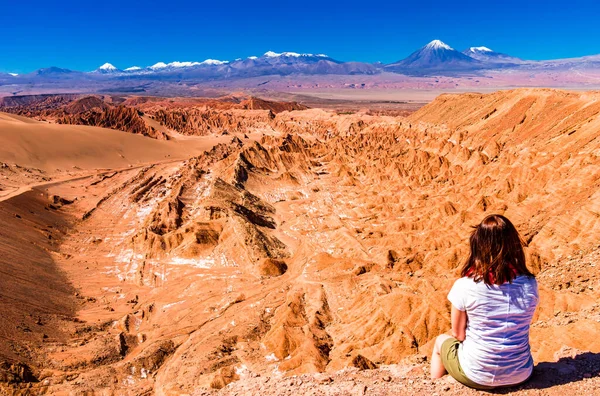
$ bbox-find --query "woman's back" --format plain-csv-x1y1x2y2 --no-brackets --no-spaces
430,214,538,389
448,275,539,386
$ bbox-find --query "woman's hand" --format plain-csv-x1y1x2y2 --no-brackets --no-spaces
451,305,467,342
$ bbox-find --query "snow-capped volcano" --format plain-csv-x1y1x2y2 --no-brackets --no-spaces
99,63,117,71
424,40,453,51
462,46,523,64
94,63,120,73
386,39,482,75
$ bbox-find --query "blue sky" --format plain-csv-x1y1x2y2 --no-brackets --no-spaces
1,0,599,73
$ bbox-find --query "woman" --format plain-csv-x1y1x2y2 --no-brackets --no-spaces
430,214,539,390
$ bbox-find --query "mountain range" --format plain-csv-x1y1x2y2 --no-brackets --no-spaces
2,40,600,93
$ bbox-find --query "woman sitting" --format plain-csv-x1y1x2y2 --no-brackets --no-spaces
430,214,539,390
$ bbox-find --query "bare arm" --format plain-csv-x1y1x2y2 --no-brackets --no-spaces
451,305,467,342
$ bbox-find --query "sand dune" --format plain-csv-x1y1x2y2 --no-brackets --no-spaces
0,112,229,172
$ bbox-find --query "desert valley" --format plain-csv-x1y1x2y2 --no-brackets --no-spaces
0,85,600,395
3,0,600,386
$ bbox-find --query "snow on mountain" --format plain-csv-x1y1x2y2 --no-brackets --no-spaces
8,73,18,77
149,62,169,70
93,63,121,74
23,41,600,82
462,47,523,64
386,39,482,75
201,59,229,65
466,46,493,53
165,61,197,68
147,60,228,71
222,51,370,76
98,63,117,71
263,51,329,58
424,40,453,51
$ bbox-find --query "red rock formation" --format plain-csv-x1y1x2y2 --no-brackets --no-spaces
57,106,168,140
240,97,308,113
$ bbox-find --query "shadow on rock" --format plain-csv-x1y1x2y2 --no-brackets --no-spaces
491,352,600,393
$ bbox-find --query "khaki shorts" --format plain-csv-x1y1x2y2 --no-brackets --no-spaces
440,337,495,390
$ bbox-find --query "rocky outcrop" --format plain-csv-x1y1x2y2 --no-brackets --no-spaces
0,93,80,114
57,106,167,140
240,97,308,113
151,108,273,136
207,349,600,395
0,94,166,139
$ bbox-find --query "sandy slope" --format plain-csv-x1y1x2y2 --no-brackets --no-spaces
0,111,233,204
0,115,234,390
0,112,228,173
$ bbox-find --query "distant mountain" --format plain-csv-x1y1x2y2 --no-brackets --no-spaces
462,47,523,64
143,59,229,72
114,53,343,76
97,52,381,79
22,67,88,81
224,52,379,76
526,54,600,71
35,67,76,76
227,52,334,74
253,51,338,65
386,40,483,75
7,41,600,90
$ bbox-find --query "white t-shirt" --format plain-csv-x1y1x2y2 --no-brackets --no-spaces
447,275,539,387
